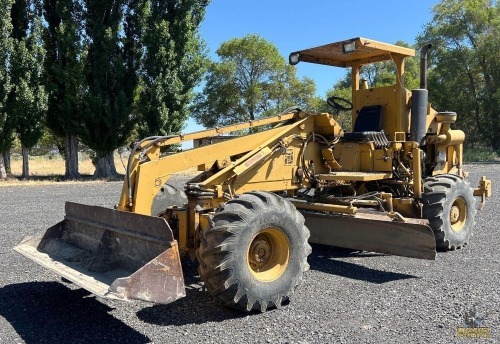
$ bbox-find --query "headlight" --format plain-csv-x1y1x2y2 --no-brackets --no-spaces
289,53,300,65
342,41,356,54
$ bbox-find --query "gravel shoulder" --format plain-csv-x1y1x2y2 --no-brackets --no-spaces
0,166,498,343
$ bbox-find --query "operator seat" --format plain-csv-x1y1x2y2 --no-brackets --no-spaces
341,105,388,147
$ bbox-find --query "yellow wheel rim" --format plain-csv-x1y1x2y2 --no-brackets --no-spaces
247,227,290,282
450,197,467,233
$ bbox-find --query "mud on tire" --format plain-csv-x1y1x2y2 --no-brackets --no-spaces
197,191,311,312
422,174,477,250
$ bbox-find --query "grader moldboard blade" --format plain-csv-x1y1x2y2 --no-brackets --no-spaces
302,210,437,260
14,202,185,304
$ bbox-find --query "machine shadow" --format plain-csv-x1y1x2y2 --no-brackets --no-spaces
136,257,248,326
0,282,150,344
138,245,417,326
308,243,417,284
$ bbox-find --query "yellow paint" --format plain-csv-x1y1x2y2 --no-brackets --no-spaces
112,37,491,254
247,227,290,282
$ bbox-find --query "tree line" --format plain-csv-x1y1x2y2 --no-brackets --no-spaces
192,0,500,154
0,0,211,179
419,0,500,151
1,0,498,180
299,0,500,151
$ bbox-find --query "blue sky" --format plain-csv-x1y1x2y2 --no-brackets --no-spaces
184,0,439,135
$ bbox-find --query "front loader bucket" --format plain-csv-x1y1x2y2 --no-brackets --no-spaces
302,210,436,260
14,202,185,304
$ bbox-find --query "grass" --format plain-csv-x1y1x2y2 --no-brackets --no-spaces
0,152,128,186
8,152,127,177
12,154,126,176
1,151,198,186
463,147,499,163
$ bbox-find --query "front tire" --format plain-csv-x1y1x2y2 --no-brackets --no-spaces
197,191,311,312
422,174,477,250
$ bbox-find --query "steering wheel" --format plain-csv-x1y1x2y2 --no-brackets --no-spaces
327,96,353,111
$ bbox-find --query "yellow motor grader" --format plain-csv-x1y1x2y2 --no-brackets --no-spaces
15,37,491,312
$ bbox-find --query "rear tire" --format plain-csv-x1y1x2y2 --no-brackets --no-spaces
197,191,311,312
422,174,476,250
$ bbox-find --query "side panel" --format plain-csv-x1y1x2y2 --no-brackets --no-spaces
354,86,411,140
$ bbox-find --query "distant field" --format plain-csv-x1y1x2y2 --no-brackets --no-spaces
3,152,198,185
9,152,127,177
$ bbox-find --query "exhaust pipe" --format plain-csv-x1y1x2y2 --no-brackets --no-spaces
410,44,433,145
419,43,432,90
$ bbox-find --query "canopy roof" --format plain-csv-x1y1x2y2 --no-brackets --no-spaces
289,37,415,68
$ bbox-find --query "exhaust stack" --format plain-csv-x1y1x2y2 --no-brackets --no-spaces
419,43,432,89
410,44,433,145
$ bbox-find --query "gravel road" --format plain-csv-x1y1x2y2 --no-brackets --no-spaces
0,165,498,344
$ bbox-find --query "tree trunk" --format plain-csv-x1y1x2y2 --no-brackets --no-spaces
0,154,7,180
2,150,11,175
491,134,500,152
21,145,29,179
93,151,117,178
64,134,79,179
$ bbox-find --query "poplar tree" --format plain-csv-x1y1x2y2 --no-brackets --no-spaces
0,0,14,179
43,0,85,179
81,0,136,177
9,0,48,178
136,0,210,137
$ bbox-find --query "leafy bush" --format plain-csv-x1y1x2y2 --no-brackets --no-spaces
463,147,498,162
